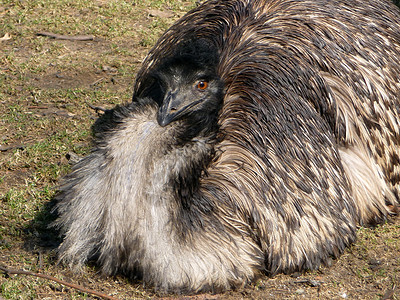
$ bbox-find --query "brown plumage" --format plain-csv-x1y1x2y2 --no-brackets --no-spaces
53,0,400,293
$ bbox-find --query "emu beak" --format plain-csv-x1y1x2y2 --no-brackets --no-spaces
157,91,184,127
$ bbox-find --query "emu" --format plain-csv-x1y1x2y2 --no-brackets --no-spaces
53,0,400,294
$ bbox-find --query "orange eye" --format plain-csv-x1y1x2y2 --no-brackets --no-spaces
197,81,208,90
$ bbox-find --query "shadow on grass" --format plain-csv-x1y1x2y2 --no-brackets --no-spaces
22,105,121,255
21,105,125,267
23,198,62,257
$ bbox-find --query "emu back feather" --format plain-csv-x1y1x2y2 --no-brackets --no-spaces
54,0,400,293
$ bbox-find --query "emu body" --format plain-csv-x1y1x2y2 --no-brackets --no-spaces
54,0,400,293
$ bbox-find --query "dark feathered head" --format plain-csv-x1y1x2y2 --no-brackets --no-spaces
136,39,224,134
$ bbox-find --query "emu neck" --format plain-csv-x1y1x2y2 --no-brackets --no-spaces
107,104,215,218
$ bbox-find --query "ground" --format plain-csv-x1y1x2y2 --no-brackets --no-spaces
0,0,400,299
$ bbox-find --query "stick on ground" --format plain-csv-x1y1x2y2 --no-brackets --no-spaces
0,265,119,300
37,31,95,41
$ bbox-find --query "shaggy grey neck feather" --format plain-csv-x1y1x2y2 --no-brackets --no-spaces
55,104,262,292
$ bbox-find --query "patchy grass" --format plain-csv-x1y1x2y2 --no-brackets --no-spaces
0,1,198,299
1,0,400,299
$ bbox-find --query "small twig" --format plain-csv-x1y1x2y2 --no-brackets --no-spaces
0,265,119,300
28,106,49,109
0,144,25,152
293,278,322,287
88,103,108,113
90,77,105,86
37,31,94,41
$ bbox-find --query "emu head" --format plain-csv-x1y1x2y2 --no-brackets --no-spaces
144,39,224,132
156,60,223,127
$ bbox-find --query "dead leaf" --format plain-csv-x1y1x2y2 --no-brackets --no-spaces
0,33,11,41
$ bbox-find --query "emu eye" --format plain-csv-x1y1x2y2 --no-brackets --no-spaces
196,81,208,90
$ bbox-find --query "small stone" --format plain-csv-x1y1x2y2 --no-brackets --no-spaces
369,258,382,266
290,272,302,278
339,291,347,298
147,9,174,18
